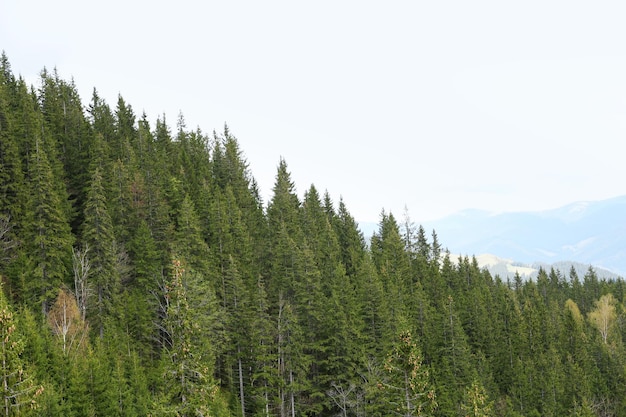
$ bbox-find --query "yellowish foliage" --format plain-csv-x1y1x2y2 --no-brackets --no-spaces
47,288,88,355
565,299,584,329
587,293,617,345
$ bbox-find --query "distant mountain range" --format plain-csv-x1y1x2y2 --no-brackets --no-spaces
447,254,622,281
421,195,626,278
360,195,626,279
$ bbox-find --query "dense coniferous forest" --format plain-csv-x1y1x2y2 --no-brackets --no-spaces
2,53,626,416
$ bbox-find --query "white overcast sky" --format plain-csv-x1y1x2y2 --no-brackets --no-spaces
2,1,626,223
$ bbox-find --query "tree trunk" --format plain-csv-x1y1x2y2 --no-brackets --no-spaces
290,369,295,417
238,346,245,417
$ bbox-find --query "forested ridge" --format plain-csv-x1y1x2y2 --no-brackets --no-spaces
1,53,626,417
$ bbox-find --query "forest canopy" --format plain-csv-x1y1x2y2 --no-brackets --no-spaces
1,53,626,416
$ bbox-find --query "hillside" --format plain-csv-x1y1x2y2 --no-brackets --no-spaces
1,54,626,416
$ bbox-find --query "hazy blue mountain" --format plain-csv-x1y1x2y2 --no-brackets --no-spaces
358,195,626,277
419,195,626,277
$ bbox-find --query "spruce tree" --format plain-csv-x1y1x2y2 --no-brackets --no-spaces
0,65,24,228
126,219,161,357
374,329,437,416
461,379,493,417
158,258,221,416
334,198,366,279
24,139,74,314
82,166,118,337
355,254,391,356
370,211,411,330
38,70,91,233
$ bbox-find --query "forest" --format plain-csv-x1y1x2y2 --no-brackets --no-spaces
1,52,626,417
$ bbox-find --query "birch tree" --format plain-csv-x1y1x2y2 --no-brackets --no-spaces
47,287,88,356
71,245,91,322
588,293,617,345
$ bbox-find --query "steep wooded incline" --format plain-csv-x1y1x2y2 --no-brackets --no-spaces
1,54,625,416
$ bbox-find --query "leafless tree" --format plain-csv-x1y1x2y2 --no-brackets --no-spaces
72,245,91,322
114,241,132,285
327,382,356,417
0,216,17,265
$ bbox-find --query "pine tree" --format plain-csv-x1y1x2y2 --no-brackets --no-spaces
487,280,523,396
265,158,302,303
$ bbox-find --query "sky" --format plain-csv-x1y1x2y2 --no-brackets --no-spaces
2,1,626,224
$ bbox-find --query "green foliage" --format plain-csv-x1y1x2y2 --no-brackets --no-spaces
0,286,43,416
158,258,221,416
375,329,437,416
2,53,626,416
23,138,74,312
82,166,119,336
461,379,493,417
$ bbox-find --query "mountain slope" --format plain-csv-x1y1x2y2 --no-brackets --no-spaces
421,195,626,276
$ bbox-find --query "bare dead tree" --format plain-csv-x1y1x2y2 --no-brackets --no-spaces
0,216,17,265
327,382,355,417
114,241,132,286
72,245,92,322
151,268,172,350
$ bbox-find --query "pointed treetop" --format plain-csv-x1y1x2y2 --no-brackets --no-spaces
272,157,297,199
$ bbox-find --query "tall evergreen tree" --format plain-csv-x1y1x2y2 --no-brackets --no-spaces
38,69,91,233
23,139,74,313
82,167,118,336
0,62,24,230
157,258,224,416
334,198,366,279
371,211,411,330
374,329,437,416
